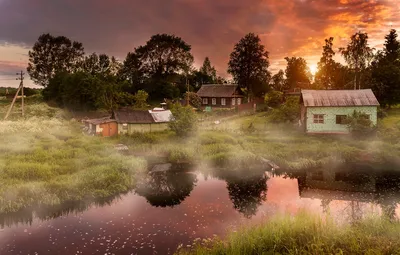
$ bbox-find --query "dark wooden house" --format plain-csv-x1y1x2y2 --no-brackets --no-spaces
196,84,244,109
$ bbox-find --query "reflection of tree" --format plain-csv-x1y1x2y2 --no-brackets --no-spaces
0,196,120,228
135,171,197,207
225,173,268,218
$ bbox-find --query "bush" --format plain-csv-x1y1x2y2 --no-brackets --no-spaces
345,110,376,138
264,90,283,108
168,104,197,137
268,96,300,123
183,92,202,109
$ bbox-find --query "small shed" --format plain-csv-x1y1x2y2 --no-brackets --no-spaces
113,109,173,134
83,117,118,137
300,89,379,134
196,84,244,109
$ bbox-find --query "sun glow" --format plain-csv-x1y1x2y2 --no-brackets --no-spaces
309,64,317,76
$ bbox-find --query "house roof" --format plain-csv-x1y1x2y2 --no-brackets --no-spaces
196,84,243,97
113,109,174,124
84,117,116,125
300,89,379,107
113,109,155,124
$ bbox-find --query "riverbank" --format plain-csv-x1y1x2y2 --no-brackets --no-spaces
0,115,147,214
176,212,400,255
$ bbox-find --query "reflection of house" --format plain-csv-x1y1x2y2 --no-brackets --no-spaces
300,89,379,134
196,84,244,109
83,109,173,137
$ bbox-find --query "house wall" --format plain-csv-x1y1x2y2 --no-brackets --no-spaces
200,97,242,108
118,123,169,134
305,106,377,134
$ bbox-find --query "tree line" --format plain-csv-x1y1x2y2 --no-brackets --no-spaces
27,29,400,111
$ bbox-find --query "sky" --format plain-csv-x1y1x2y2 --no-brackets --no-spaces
0,0,399,88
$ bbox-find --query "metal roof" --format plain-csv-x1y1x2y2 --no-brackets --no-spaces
300,89,379,107
84,117,116,125
196,84,243,97
149,110,173,123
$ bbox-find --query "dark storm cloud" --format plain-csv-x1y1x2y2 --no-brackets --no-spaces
0,0,398,75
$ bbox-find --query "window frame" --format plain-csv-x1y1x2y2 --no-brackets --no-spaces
313,114,324,124
221,98,226,106
212,98,217,105
232,98,236,105
202,98,208,105
336,115,347,125
237,98,241,105
122,123,128,130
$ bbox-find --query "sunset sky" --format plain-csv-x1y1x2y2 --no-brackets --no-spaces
0,0,399,88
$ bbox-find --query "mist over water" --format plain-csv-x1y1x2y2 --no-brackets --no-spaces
0,166,399,255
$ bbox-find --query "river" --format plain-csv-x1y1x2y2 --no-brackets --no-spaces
0,167,399,255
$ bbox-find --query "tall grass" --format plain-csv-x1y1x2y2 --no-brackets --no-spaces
0,116,147,213
176,212,400,255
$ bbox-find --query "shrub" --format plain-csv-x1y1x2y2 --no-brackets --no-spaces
345,110,377,138
133,90,149,109
264,90,283,108
183,92,202,109
268,96,300,123
168,103,197,137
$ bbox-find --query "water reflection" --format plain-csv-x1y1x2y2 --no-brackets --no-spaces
0,196,122,228
224,173,268,218
284,168,400,221
135,170,198,207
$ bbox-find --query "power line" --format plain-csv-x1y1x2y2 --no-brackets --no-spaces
4,71,25,120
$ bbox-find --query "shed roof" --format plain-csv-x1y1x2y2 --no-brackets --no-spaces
300,89,379,107
196,84,243,97
84,117,116,125
113,109,155,124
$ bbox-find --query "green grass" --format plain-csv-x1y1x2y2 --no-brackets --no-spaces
176,212,400,255
0,114,147,213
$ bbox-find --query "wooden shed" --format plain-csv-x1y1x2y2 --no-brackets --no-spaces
83,117,118,137
113,109,173,135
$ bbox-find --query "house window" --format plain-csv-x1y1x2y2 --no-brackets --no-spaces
122,123,128,130
212,98,216,105
336,115,347,125
221,98,226,106
232,98,236,105
237,98,241,105
313,114,324,124
202,98,208,105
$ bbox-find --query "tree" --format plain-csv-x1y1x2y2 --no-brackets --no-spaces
370,29,400,107
315,37,336,89
94,75,133,112
264,90,283,108
81,53,120,76
135,34,194,78
198,57,217,84
228,33,271,98
133,90,149,109
183,92,202,108
271,70,286,91
168,104,197,137
340,32,374,90
284,57,312,90
119,52,144,93
27,33,84,87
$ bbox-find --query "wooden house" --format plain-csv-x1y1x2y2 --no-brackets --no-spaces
300,89,379,134
83,109,173,137
196,84,244,109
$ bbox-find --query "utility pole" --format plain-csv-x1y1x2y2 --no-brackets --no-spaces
4,71,24,120
17,70,25,117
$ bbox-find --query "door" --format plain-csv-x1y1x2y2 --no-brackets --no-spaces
101,122,118,137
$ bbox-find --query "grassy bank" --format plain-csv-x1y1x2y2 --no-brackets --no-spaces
176,212,400,255
114,109,400,173
0,113,146,213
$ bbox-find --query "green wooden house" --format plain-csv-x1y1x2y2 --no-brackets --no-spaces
300,89,379,134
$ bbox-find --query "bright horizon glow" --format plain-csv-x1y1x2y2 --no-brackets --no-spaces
309,64,317,76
